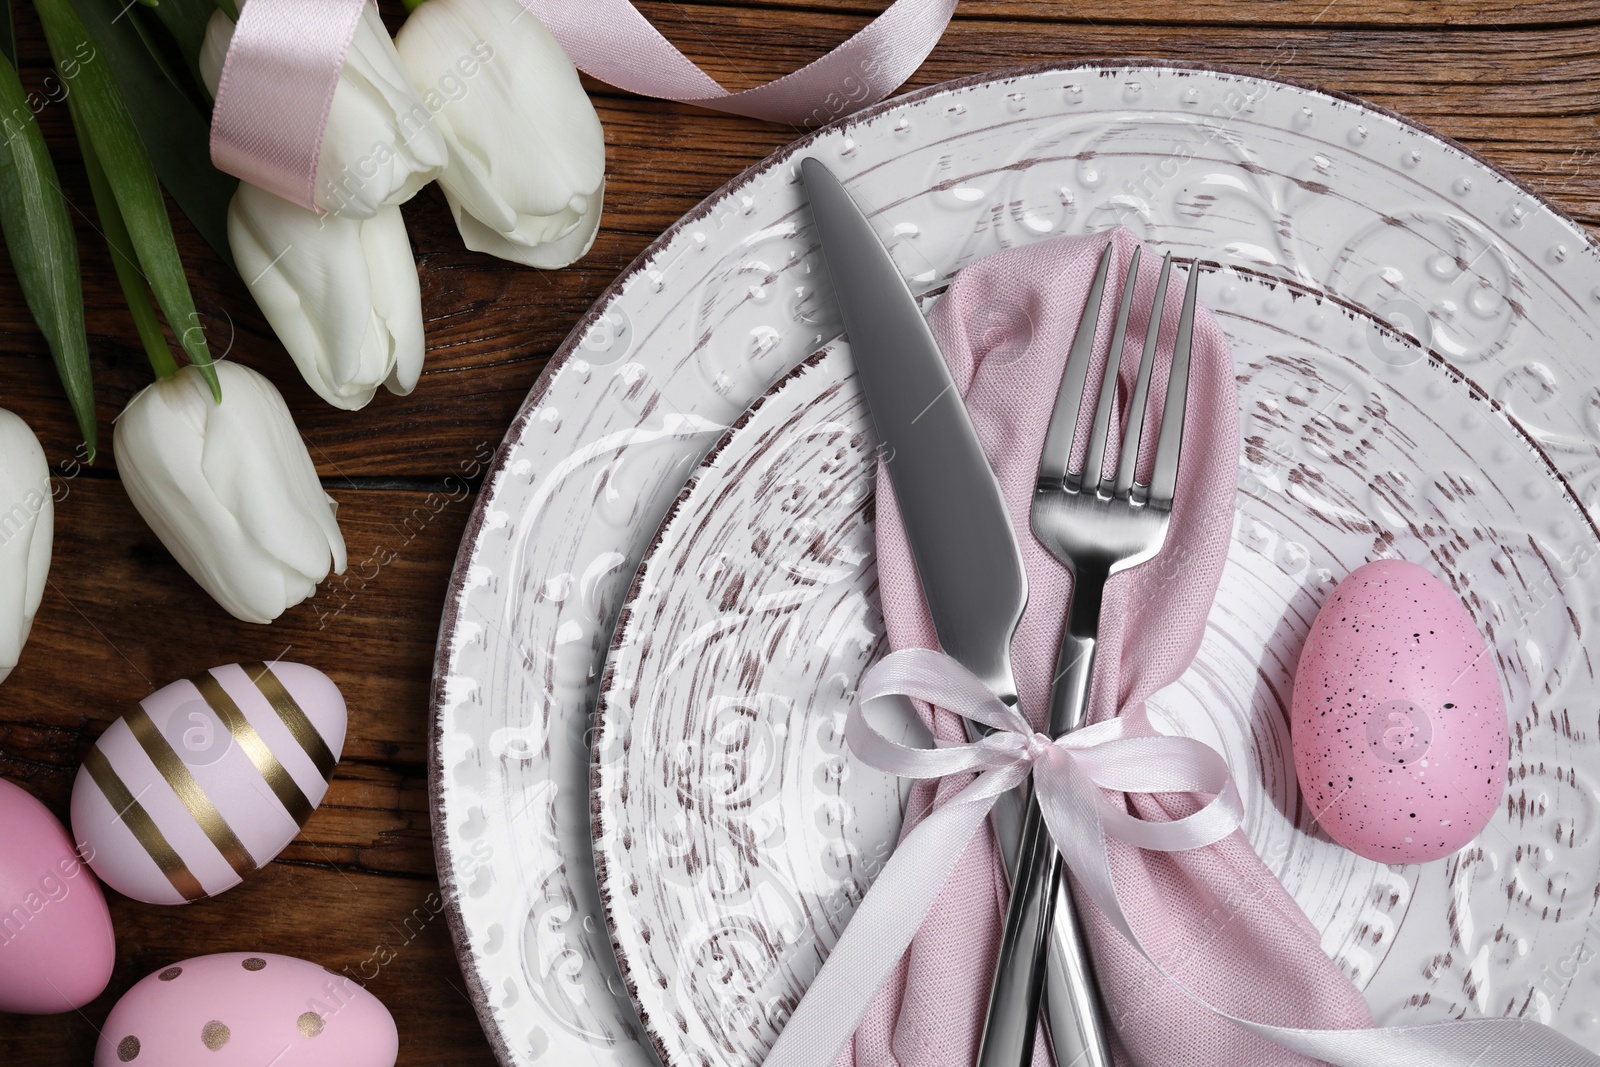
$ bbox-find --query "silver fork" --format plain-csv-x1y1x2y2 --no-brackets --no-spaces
975,241,1201,1067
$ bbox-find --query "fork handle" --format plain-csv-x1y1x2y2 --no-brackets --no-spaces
978,574,1111,1067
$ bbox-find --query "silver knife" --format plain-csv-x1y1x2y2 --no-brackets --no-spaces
800,156,1113,1067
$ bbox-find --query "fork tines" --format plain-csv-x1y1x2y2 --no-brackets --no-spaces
1034,241,1200,511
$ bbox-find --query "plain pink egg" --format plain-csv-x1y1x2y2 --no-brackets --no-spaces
95,952,397,1067
0,777,116,1013
1291,559,1509,864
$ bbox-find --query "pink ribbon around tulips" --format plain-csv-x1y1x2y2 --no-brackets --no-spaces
209,0,367,210
209,0,958,209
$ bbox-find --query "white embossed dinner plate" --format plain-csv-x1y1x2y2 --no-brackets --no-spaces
591,345,907,1067
430,62,1600,1067
590,275,1598,1067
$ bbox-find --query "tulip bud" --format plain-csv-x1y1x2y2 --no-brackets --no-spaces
200,3,448,218
395,0,605,269
229,182,425,411
114,362,346,625
0,409,52,684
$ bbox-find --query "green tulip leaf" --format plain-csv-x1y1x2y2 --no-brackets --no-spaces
36,0,220,398
0,51,96,459
141,0,215,69
0,1,16,68
67,0,236,270
124,3,188,98
80,130,176,379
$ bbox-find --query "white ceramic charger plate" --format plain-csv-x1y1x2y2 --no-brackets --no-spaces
430,62,1600,1067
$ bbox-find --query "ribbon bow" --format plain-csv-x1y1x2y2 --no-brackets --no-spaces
846,649,1243,944
765,647,1242,1066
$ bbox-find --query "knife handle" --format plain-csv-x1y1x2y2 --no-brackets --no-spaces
978,740,1110,1067
1041,866,1111,1067
978,794,1112,1067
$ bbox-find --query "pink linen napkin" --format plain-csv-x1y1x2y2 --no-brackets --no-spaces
840,228,1375,1066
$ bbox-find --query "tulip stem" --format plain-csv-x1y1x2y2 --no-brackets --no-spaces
212,0,238,19
80,131,179,380
401,0,426,11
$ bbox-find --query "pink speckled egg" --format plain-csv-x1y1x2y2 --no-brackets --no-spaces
95,952,397,1067
0,778,115,1013
1291,559,1508,864
71,663,345,904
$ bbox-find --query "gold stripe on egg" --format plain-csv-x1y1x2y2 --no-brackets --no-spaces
125,706,258,878
192,672,316,828
248,663,338,781
82,747,207,902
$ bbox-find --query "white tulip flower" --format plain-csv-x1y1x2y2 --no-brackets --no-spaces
200,3,448,218
114,362,346,625
395,0,605,269
0,409,52,684
229,182,425,411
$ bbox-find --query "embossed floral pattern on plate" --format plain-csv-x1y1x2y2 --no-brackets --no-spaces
431,63,1600,1067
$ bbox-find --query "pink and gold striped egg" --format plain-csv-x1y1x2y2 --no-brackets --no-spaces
71,663,345,905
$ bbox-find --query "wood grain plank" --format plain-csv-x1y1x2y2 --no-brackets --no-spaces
631,4,1600,119
665,0,1600,29
3,2,1600,1065
275,760,437,878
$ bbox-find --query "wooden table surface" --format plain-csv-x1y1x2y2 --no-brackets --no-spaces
1,1,1596,1063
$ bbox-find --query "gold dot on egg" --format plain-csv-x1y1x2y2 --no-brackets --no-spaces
241,957,267,971
201,1020,231,1050
158,967,182,981
117,1035,140,1061
297,1011,325,1038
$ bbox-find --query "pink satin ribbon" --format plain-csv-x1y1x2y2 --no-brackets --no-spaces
768,648,1600,1067
210,0,368,210
210,0,957,210
523,0,957,127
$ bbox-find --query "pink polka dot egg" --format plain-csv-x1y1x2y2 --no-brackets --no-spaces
95,952,397,1067
1291,559,1509,864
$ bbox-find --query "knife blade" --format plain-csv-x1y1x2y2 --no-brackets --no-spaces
799,159,1023,703
800,156,1112,1067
